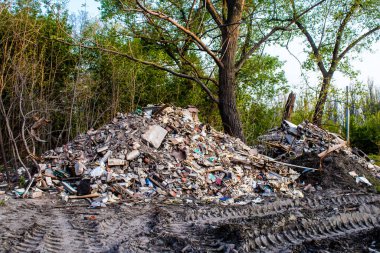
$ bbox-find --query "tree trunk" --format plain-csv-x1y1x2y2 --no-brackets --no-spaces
312,75,331,126
218,66,245,142
282,91,296,121
218,7,245,142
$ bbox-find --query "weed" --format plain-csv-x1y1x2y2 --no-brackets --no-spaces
19,176,26,188
368,154,380,166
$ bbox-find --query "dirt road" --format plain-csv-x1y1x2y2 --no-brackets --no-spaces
0,190,379,252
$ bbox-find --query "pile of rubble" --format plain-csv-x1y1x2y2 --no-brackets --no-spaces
258,120,380,184
14,106,302,205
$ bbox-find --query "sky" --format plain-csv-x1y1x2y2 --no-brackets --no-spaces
67,0,380,91
67,0,100,18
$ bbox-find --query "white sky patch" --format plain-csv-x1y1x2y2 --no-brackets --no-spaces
67,0,100,17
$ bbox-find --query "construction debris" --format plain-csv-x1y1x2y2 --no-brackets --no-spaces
17,106,304,205
258,120,380,183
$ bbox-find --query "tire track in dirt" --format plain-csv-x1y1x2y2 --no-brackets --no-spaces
241,209,380,252
0,193,379,252
173,193,380,224
0,201,63,253
153,193,380,252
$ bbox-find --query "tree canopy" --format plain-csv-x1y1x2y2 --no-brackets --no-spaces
290,0,380,125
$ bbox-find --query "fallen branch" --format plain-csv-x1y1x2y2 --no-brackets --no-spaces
68,193,100,199
30,116,51,143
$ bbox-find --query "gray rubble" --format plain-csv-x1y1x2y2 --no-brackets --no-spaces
258,120,380,180
19,106,303,204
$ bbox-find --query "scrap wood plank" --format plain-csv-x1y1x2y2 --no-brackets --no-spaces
68,193,100,199
318,141,346,158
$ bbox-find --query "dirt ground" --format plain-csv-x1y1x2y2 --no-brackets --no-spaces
0,152,380,253
292,152,380,192
0,189,379,253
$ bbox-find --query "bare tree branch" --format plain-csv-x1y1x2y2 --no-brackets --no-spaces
331,1,360,68
178,53,218,86
205,0,223,27
295,21,328,76
235,26,283,71
235,0,327,71
185,0,197,28
337,25,380,62
317,0,332,49
135,0,224,68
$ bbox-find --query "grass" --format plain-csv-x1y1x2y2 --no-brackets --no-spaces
368,154,380,166
366,155,380,193
0,200,5,206
366,154,380,192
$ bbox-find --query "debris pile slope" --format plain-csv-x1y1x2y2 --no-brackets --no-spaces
27,106,301,204
258,120,380,189
258,120,347,160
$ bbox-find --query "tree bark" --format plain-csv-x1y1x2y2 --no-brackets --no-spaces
312,75,331,125
218,65,245,142
218,1,245,142
282,91,296,121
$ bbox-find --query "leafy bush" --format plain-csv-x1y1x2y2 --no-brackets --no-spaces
350,112,380,155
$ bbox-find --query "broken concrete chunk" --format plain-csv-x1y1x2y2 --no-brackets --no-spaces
30,191,43,198
132,142,141,150
141,125,168,148
100,150,112,164
90,166,105,178
75,161,86,176
97,146,109,153
127,150,140,160
108,158,126,166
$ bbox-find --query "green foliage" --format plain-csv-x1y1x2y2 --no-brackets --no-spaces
296,0,380,76
290,0,380,123
237,55,288,144
346,80,380,155
350,111,380,154
0,200,5,207
19,176,26,188
238,55,288,103
368,155,380,166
